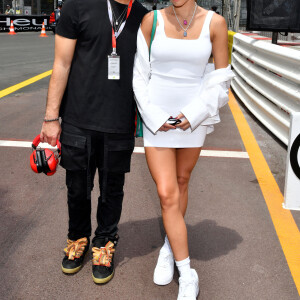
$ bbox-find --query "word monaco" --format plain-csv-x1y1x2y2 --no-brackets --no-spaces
0,16,50,32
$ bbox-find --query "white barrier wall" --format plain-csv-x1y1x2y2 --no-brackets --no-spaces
231,33,300,145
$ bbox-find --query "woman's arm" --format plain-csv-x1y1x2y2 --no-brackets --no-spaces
211,14,229,69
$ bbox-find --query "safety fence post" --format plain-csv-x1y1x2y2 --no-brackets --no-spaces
284,112,300,210
228,30,236,64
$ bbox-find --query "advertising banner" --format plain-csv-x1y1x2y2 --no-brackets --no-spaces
284,112,300,210
247,0,300,32
0,15,50,32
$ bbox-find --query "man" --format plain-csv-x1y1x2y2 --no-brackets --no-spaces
211,5,220,14
40,0,147,284
5,5,13,15
54,1,63,25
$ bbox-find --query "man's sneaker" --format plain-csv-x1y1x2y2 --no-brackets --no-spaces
177,269,199,300
153,248,174,285
92,239,117,284
61,237,89,274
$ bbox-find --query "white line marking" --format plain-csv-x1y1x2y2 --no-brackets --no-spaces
134,147,249,158
134,146,145,153
200,150,249,158
0,141,249,159
0,140,58,149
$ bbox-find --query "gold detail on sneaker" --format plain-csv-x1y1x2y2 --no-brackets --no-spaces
92,241,115,267
92,271,115,284
64,237,88,260
61,264,82,274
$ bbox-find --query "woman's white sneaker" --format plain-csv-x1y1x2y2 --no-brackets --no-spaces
153,248,174,285
177,269,199,300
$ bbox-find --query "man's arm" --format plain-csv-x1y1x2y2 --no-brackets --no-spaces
40,34,76,146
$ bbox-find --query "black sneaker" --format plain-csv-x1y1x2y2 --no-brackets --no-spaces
61,237,89,274
92,237,118,284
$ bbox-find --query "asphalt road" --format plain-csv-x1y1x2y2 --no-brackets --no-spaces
0,32,299,300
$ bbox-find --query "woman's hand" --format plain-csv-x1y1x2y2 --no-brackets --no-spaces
158,122,176,132
175,113,191,131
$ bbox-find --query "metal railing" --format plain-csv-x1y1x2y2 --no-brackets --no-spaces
238,27,290,42
0,0,55,15
230,33,300,145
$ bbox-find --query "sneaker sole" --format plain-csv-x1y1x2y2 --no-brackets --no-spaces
61,245,89,275
92,270,114,284
61,264,82,274
153,275,173,286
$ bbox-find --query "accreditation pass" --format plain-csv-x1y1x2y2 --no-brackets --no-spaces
108,55,120,80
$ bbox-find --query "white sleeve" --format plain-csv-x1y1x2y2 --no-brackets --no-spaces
181,65,235,131
133,28,170,134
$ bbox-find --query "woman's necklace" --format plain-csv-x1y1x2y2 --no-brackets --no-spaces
172,3,198,37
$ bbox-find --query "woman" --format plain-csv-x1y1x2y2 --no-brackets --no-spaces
133,1,234,299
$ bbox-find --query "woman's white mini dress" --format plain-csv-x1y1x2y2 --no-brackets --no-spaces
145,10,214,148
133,10,234,148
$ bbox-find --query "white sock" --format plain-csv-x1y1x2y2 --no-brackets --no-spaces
175,257,192,279
161,236,173,255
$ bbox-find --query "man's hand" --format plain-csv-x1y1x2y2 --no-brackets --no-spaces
40,121,61,146
175,113,191,131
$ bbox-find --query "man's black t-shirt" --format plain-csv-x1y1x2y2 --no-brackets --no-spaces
56,0,148,133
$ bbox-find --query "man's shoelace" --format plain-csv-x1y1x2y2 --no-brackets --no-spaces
92,241,115,267
64,237,88,260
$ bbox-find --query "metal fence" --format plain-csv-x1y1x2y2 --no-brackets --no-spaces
0,0,295,41
0,0,55,15
239,26,290,41
199,0,247,25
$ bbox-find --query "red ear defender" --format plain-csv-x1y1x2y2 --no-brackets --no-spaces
30,134,61,176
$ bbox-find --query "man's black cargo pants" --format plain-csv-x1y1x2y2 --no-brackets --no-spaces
59,122,134,244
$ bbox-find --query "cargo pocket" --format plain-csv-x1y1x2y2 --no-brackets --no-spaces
60,131,87,170
107,138,134,173
66,170,73,188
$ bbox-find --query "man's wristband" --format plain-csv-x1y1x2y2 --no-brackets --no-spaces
43,117,59,122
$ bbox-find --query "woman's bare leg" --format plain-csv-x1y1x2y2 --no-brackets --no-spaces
145,147,188,261
176,148,202,217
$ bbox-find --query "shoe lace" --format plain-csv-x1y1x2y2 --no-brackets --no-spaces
179,278,196,297
92,241,115,267
64,237,88,260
